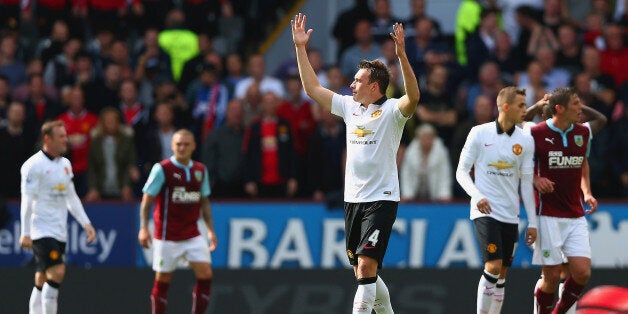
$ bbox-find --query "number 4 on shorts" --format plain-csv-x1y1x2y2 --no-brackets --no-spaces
368,229,380,246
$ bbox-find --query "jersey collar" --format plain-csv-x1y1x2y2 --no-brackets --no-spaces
41,150,57,161
169,156,193,169
361,96,387,108
546,118,573,147
495,120,515,136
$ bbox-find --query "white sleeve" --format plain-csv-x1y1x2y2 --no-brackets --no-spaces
330,94,346,119
455,127,485,201
520,136,537,228
520,173,537,228
20,194,33,237
65,181,91,227
20,162,37,237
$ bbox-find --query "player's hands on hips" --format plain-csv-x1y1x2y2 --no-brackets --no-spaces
390,22,407,57
84,224,96,243
476,198,492,214
138,227,152,248
291,13,313,47
533,176,555,193
525,228,537,246
20,235,32,249
584,194,598,214
208,230,218,252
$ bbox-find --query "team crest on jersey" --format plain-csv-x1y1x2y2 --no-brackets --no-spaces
194,170,203,182
487,243,497,253
49,250,59,260
574,135,584,147
64,167,70,176
371,109,382,118
512,143,522,156
346,249,354,260
543,250,550,258
351,126,374,137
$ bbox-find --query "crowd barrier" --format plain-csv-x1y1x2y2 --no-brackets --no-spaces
2,202,628,268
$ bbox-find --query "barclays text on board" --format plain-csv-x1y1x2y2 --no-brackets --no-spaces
1,202,627,268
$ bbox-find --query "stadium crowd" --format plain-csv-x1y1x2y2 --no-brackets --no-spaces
0,0,627,206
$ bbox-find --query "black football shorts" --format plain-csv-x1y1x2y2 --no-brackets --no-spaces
473,217,518,266
344,201,398,268
32,237,66,272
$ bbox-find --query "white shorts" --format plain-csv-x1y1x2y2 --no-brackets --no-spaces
532,216,591,266
152,235,211,272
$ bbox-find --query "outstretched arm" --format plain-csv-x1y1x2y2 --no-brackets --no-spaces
391,23,420,117
292,13,334,111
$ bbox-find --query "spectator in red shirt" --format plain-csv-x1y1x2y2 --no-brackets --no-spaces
57,86,99,197
242,91,298,198
599,23,628,88
277,75,317,196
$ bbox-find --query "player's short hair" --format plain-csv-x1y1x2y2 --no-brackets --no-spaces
358,59,389,95
173,128,195,141
41,120,65,138
496,86,526,108
549,87,576,115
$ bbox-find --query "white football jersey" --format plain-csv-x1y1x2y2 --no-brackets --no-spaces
457,122,535,224
20,151,90,242
331,94,409,202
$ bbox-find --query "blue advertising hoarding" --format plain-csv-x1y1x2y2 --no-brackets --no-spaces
2,202,627,268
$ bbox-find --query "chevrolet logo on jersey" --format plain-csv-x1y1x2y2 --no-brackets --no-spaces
172,186,201,203
488,161,514,170
352,126,374,137
51,183,67,192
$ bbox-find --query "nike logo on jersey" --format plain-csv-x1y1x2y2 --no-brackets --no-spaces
352,113,360,116
364,245,376,249
484,143,494,147
545,138,555,144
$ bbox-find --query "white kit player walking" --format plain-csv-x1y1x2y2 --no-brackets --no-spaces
456,87,537,314
20,120,96,314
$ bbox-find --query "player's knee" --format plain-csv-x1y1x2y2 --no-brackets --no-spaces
46,264,65,282
196,267,213,280
356,256,378,278
543,267,562,286
570,267,591,285
484,260,502,275
156,272,173,283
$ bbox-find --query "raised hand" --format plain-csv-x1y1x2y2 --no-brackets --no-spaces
389,22,407,58
291,13,313,47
